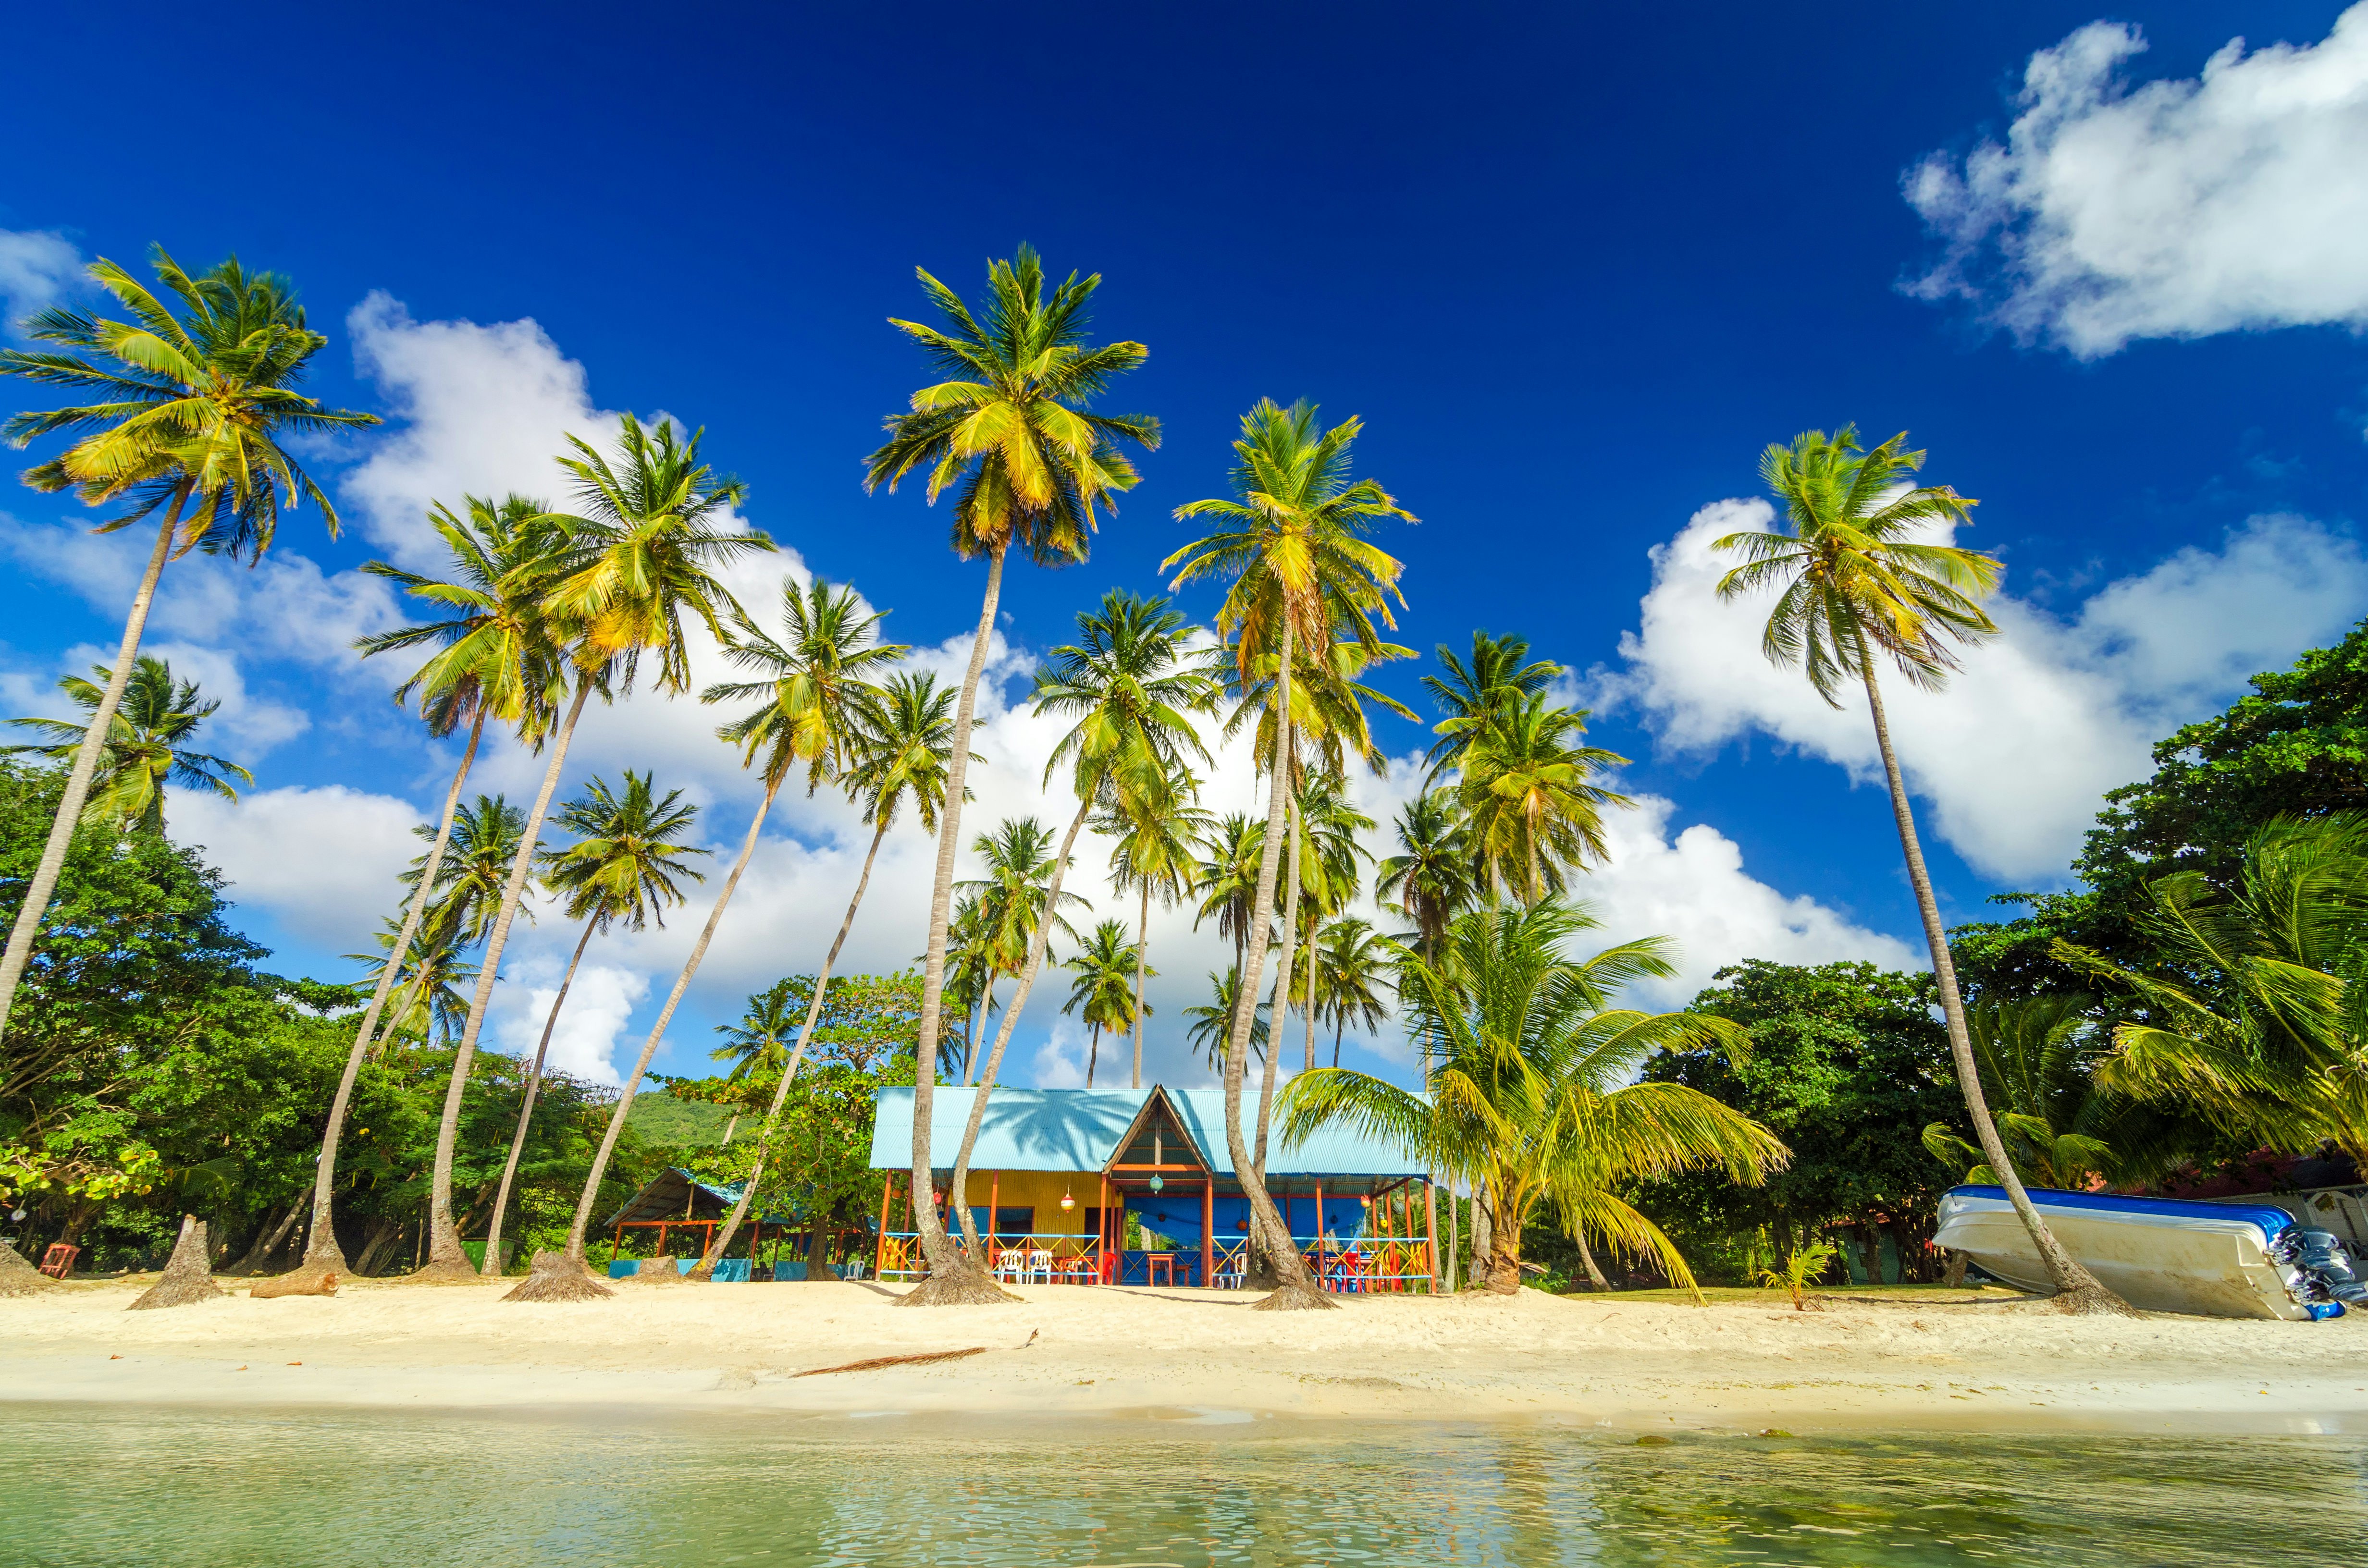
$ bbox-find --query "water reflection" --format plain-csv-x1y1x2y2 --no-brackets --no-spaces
7,1405,2365,1567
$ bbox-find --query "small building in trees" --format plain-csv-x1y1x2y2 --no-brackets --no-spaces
866,1085,1438,1290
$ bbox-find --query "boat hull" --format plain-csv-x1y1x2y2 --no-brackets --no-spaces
1933,1187,2320,1320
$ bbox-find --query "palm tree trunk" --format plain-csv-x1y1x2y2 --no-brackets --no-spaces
288,710,485,1281
965,976,995,1087
1131,882,1149,1090
1857,652,2128,1314
1253,793,1301,1177
420,673,592,1278
1469,1179,1493,1290
1332,1017,1344,1071
563,773,784,1265
1220,619,1328,1310
694,814,892,1279
477,912,598,1277
1302,913,1320,1074
946,797,1090,1264
0,492,184,1046
903,543,1007,1304
1573,1233,1610,1291
1086,1024,1099,1089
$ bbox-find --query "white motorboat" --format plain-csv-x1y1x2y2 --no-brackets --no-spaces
1933,1185,2368,1320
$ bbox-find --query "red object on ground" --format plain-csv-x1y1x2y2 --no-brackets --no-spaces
37,1243,78,1279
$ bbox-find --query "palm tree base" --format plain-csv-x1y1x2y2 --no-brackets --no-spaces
0,1241,58,1297
894,1258,1018,1306
251,1265,339,1298
401,1256,488,1286
2043,1280,2144,1317
129,1222,223,1311
503,1250,615,1303
1250,1280,1338,1312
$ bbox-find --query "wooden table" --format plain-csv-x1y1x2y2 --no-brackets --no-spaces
1143,1252,1174,1287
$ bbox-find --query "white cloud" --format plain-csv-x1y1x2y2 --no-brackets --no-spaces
1587,498,2368,884
1905,7,2368,356
172,785,421,940
493,950,650,1088
0,228,80,331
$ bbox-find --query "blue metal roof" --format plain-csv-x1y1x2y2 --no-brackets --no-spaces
868,1086,1426,1178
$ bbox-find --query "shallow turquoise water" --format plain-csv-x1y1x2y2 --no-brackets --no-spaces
8,1405,2367,1566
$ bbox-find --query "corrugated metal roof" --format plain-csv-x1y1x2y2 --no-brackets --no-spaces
598,1166,797,1229
868,1087,1425,1178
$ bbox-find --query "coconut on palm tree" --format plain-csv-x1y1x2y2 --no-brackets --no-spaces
1166,398,1412,1310
479,770,708,1275
1062,919,1148,1087
4,657,251,834
1278,900,1787,1294
0,248,378,1045
1713,424,2127,1314
864,247,1157,1304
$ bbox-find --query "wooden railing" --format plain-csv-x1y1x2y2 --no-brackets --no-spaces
875,1230,1103,1283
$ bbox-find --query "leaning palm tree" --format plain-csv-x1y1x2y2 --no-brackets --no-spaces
281,495,569,1286
433,414,771,1284
1454,693,1630,905
1279,901,1787,1293
1105,768,1213,1089
1062,919,1148,1087
688,583,920,1281
479,770,707,1275
1377,789,1476,962
864,246,1157,1304
1311,917,1396,1070
0,247,378,1043
1714,424,2125,1313
1289,775,1376,1071
4,657,250,834
1165,398,1412,1309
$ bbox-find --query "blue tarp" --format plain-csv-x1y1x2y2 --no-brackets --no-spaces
606,1257,752,1281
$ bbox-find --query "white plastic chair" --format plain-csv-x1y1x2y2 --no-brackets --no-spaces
994,1247,1025,1283
1026,1247,1054,1285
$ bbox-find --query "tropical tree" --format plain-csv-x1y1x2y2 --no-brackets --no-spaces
1311,917,1396,1069
345,922,478,1048
1421,630,1561,781
1062,919,1148,1087
1454,693,1630,904
1921,994,2120,1191
1713,424,2125,1312
1165,398,1412,1309
409,796,533,950
1278,901,1788,1293
4,658,251,834
280,494,570,1286
942,894,998,1083
437,414,770,1284
0,247,378,1044
713,979,802,1090
1193,812,1268,978
954,817,1089,1082
1104,768,1213,1089
479,771,706,1274
1185,967,1269,1074
1377,789,1476,961
864,246,1157,1303
1287,775,1375,1071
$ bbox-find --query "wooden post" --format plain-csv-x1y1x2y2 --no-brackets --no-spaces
1201,1178,1214,1289
874,1171,893,1280
1312,1180,1324,1291
1425,1179,1440,1294
988,1170,1000,1250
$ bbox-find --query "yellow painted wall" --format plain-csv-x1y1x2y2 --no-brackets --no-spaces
957,1168,1099,1235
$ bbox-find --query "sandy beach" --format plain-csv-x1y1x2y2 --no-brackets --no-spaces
6,1274,2366,1433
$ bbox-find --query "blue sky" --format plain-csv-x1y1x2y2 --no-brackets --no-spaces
3,2,2365,1090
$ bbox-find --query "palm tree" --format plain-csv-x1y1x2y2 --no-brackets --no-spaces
346,922,478,1048
1105,768,1213,1089
1166,398,1412,1309
1278,901,1787,1293
1455,693,1630,905
1193,812,1268,979
942,893,998,1083
277,495,570,1284
1421,630,1560,782
693,587,929,1280
1185,967,1269,1075
480,770,707,1274
4,657,251,833
1311,917,1396,1069
955,815,1091,1083
1713,425,2126,1313
1289,775,1376,1071
713,979,802,1089
1062,919,1148,1087
1377,789,1476,962
408,796,534,949
0,248,378,1043
437,414,770,1283
1922,995,2120,1190
864,247,1157,1302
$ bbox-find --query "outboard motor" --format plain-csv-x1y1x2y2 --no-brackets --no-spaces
2295,1229,2368,1305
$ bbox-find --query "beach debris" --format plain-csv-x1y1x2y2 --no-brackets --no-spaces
1023,1329,1038,1348
252,1269,338,1299
0,1239,57,1297
634,1255,688,1284
128,1217,223,1311
502,1249,614,1304
792,1346,989,1378
287,1361,302,1366
1635,1434,1672,1446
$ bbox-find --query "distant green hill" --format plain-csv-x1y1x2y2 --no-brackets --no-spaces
627,1094,735,1147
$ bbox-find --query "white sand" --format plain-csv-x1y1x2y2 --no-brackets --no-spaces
6,1275,2366,1433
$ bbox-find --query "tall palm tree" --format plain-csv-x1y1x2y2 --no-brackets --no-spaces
955,815,1090,1083
4,657,250,834
1185,967,1269,1074
1278,901,1787,1294
1455,693,1630,905
436,414,770,1283
1166,398,1412,1309
1062,919,1148,1087
480,770,707,1274
408,796,534,950
1193,812,1267,979
693,588,930,1280
942,893,998,1083
1421,630,1560,782
1311,917,1396,1069
0,248,378,1044
712,979,802,1088
346,922,478,1048
280,496,569,1284
1714,424,2124,1313
1377,789,1476,962
864,247,1156,1302
1289,775,1375,1071
1105,769,1213,1089
943,593,1218,1258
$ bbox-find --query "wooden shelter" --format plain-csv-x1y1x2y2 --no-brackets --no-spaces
597,1167,796,1273
867,1086,1439,1291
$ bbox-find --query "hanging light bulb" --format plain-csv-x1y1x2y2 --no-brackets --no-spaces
1059,1184,1076,1212
1149,1174,1164,1194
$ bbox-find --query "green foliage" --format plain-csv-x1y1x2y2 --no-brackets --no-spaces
1628,961,1962,1286
1757,1237,1840,1310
